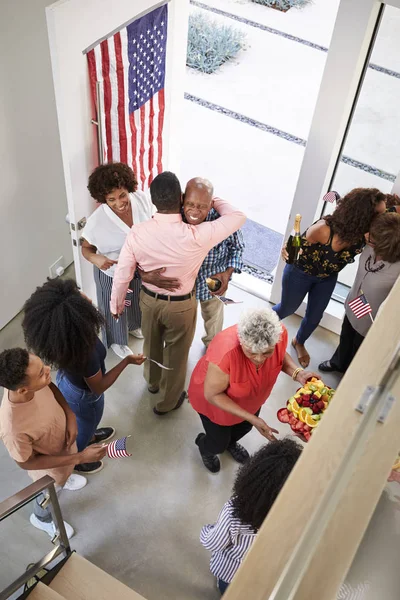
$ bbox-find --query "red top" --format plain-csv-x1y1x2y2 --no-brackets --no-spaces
188,324,288,426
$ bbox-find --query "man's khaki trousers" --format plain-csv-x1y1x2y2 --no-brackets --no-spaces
200,296,224,347
140,290,197,413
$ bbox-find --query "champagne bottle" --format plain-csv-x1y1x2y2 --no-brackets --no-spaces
206,277,222,292
286,214,302,264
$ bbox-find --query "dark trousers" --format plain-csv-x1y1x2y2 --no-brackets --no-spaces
198,411,260,455
273,264,338,344
218,579,229,594
330,315,365,373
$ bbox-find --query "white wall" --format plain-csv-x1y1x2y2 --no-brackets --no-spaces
0,0,72,330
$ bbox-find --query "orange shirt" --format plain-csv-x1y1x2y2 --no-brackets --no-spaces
0,386,77,486
189,324,288,426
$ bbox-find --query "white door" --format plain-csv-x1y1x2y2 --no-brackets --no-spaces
46,0,189,299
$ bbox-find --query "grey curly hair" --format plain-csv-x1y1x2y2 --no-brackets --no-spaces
237,307,282,353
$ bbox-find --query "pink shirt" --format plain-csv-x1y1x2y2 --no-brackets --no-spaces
111,198,246,315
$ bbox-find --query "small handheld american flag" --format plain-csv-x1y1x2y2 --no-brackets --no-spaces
323,191,341,204
107,436,132,459
348,294,373,320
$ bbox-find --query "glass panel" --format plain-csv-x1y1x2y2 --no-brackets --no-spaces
0,497,53,593
321,4,400,301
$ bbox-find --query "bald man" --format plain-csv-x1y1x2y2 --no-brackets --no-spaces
111,172,246,415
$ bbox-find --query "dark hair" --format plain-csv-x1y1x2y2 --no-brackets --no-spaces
370,212,400,263
87,163,138,203
385,193,400,208
149,171,182,211
0,348,30,390
324,188,386,245
231,438,302,531
22,279,104,373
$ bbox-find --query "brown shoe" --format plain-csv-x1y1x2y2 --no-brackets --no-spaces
153,391,187,416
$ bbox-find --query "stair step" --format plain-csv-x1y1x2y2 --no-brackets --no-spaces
49,553,147,600
26,582,66,600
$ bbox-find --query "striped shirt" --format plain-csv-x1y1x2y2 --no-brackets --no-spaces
200,499,256,583
182,208,245,302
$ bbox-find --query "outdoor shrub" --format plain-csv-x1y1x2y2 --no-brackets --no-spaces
251,0,312,9
186,12,245,74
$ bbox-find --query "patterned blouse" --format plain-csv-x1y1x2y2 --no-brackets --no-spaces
296,222,364,278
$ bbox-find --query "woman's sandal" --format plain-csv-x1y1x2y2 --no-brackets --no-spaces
291,338,310,368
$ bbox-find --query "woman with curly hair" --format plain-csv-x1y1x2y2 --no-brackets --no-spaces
273,188,387,368
189,307,316,473
82,163,154,358
319,211,400,373
200,438,302,594
22,278,145,474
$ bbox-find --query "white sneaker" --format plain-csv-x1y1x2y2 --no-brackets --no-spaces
111,344,133,358
63,474,87,491
30,514,74,539
129,328,144,339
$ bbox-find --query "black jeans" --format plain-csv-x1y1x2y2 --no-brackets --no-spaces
198,410,260,455
330,315,364,373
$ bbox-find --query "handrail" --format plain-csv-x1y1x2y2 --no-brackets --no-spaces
0,475,54,521
0,476,72,600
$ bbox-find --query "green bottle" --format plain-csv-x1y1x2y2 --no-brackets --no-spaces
286,214,302,264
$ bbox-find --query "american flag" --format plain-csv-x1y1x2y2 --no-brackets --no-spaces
323,191,341,203
348,294,372,319
87,5,167,189
107,436,132,459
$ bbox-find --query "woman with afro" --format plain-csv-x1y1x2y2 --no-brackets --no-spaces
83,163,154,359
273,188,388,368
200,438,302,594
22,278,145,474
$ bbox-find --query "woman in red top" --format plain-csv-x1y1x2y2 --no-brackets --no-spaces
189,307,316,472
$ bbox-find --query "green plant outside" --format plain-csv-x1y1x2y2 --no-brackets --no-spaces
251,0,312,9
187,12,245,74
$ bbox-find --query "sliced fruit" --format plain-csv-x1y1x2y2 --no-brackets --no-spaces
288,396,296,405
312,414,321,421
277,408,290,423
310,377,318,382
320,387,328,395
298,408,307,423
323,401,328,410
304,407,313,415
305,414,318,428
291,400,300,413
314,391,322,399
308,384,317,392
304,432,311,442
321,394,329,403
295,420,304,431
294,393,301,399
287,403,293,413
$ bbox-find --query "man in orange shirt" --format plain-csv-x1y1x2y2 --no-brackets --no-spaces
111,172,246,415
0,348,106,538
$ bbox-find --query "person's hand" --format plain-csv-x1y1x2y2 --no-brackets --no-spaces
138,267,181,292
251,416,279,441
281,241,289,262
79,443,107,464
127,353,146,366
93,254,118,271
111,311,123,320
209,270,231,296
296,370,320,386
65,414,78,450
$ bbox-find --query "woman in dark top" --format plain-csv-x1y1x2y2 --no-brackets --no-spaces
22,279,145,474
273,188,387,368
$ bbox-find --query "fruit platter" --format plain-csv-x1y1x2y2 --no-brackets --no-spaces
277,377,336,442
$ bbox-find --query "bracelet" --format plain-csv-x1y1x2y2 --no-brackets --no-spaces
292,367,304,381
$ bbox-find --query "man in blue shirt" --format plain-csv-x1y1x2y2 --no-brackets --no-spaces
182,178,244,346
140,178,245,347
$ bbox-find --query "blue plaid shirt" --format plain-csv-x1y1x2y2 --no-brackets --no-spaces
182,208,245,301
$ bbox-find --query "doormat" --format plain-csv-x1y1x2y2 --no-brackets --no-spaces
241,219,283,283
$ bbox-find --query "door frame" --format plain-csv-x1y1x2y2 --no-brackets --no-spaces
46,0,189,296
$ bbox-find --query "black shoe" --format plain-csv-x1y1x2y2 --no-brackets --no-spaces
153,391,187,416
74,461,104,474
319,360,342,373
89,427,115,444
227,442,249,464
195,434,220,473
148,385,160,394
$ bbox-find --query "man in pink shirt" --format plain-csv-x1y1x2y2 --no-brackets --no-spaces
111,172,246,415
